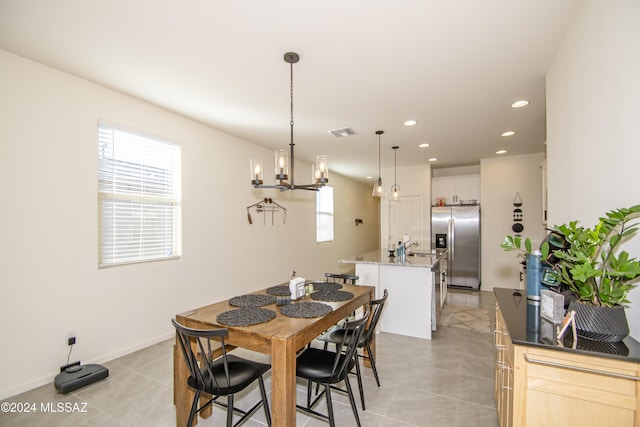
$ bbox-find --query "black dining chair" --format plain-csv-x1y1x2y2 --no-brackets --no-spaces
324,272,359,285
318,289,388,410
171,319,272,427
296,308,370,427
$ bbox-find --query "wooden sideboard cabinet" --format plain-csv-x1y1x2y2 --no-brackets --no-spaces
495,306,514,427
495,301,640,427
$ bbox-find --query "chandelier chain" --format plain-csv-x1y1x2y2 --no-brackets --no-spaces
378,133,381,173
290,60,294,127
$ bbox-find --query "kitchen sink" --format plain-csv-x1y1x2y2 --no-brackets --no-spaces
407,251,436,257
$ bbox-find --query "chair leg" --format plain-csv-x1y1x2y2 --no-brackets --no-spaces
324,384,336,427
344,376,362,427
313,341,330,397
258,376,271,426
226,394,234,427
307,380,313,408
354,354,366,410
187,390,201,427
366,343,381,386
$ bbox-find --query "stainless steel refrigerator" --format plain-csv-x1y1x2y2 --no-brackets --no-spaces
431,205,481,290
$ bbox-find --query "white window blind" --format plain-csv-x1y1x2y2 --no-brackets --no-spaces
316,186,334,243
98,124,182,267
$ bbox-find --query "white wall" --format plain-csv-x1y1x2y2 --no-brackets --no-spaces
546,1,640,338
0,49,379,399
480,153,547,292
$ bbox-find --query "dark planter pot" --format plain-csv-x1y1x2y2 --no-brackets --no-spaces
568,300,629,342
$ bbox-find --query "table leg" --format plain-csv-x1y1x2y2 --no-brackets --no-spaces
271,335,296,426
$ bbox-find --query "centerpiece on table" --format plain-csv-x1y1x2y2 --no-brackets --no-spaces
501,205,640,342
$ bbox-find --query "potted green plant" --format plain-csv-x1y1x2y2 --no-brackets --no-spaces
502,205,640,342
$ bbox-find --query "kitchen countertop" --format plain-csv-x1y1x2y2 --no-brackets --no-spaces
495,287,640,363
338,249,447,269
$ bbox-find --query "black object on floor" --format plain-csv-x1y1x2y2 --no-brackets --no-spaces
54,364,109,394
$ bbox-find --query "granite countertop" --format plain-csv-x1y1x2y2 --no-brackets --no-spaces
338,249,447,269
494,287,640,363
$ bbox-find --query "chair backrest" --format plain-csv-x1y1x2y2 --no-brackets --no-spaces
361,289,388,346
172,318,229,392
324,272,359,285
329,307,369,381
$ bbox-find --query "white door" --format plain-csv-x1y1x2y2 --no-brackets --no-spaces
388,194,424,248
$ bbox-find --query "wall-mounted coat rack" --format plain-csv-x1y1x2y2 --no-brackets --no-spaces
246,198,287,226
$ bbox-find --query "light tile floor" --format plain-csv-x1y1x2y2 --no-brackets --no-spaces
0,289,497,427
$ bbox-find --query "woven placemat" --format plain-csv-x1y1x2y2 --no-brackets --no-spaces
311,290,354,302
309,281,342,291
216,307,276,326
229,294,276,307
279,302,333,318
265,285,291,296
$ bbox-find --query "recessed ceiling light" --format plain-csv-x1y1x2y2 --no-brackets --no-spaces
404,120,417,126
428,158,437,162
366,176,373,179
419,143,430,148
502,131,516,137
512,100,530,108
496,150,507,155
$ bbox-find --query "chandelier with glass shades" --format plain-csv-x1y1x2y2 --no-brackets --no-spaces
250,52,328,191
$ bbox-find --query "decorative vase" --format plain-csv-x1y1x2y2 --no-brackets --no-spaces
568,300,629,342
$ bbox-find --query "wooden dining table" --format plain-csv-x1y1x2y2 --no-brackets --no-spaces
173,282,374,427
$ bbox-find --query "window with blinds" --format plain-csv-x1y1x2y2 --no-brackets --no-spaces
316,186,334,243
98,123,182,267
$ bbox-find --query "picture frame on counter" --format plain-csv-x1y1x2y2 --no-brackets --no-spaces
540,289,564,323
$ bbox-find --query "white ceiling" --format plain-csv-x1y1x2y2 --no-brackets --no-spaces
0,0,579,183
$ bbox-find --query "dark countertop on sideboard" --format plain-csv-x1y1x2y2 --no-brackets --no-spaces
494,287,640,363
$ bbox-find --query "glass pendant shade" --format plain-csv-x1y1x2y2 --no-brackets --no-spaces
250,158,263,185
372,177,383,197
315,155,329,183
275,149,289,181
390,184,401,202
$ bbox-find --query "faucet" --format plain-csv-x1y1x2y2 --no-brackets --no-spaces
404,241,419,253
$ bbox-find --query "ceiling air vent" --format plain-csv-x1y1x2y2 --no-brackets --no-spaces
328,127,357,138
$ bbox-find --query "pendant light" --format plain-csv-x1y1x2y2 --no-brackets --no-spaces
372,130,384,197
250,52,328,191
390,146,401,202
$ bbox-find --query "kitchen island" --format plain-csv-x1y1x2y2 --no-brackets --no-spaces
339,249,447,340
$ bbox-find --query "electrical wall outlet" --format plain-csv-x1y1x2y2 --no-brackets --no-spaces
66,330,76,346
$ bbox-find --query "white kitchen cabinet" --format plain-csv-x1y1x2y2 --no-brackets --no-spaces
431,175,480,206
